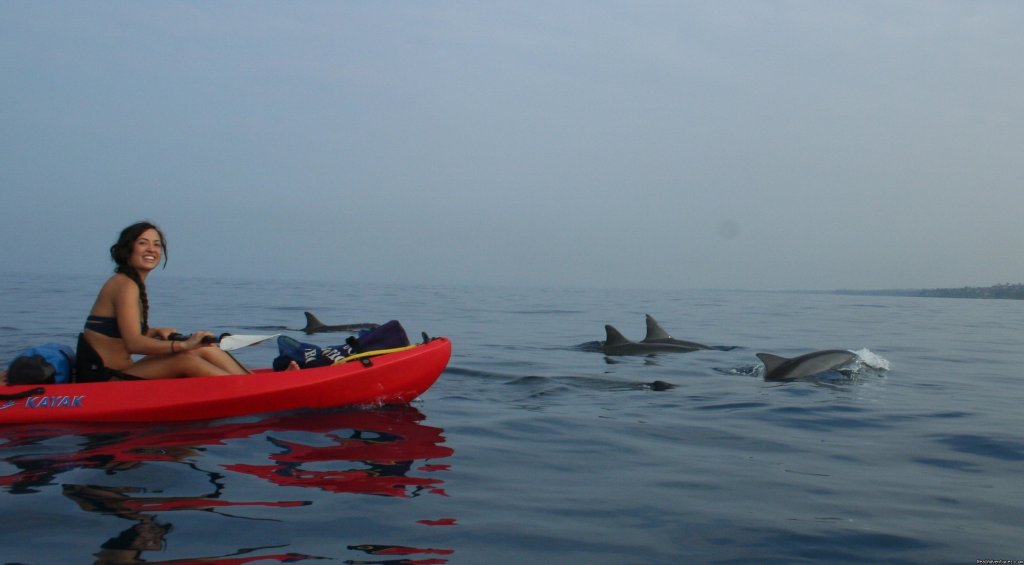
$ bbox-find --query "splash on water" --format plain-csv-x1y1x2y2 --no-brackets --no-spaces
851,348,891,371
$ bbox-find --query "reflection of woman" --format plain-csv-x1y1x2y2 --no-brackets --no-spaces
101,520,172,555
62,484,173,562
78,221,247,380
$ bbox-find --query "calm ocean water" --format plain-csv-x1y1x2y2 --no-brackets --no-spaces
0,272,1021,564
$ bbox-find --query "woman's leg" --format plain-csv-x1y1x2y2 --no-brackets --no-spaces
124,351,235,379
193,347,249,374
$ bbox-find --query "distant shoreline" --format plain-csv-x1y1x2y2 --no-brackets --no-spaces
833,283,1024,300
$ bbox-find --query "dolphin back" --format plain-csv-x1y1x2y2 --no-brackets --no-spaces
757,350,858,381
302,312,380,334
642,314,712,349
302,311,325,333
644,314,673,341
604,325,633,347
755,353,788,376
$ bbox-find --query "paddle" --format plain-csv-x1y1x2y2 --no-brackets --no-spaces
219,334,280,351
167,333,280,352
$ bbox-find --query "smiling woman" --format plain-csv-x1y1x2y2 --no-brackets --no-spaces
77,221,249,381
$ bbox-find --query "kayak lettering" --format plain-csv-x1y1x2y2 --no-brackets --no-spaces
0,400,15,411
24,395,85,409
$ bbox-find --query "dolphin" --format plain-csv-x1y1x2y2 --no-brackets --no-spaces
756,350,858,381
302,312,379,335
642,314,714,350
599,325,700,355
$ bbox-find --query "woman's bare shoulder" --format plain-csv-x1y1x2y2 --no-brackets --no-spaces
101,273,135,289
96,274,139,302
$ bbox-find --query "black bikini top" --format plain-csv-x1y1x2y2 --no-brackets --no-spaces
85,315,121,338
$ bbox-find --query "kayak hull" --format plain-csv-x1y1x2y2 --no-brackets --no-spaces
0,338,451,424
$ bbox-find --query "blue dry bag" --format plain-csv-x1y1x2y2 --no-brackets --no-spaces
7,343,75,385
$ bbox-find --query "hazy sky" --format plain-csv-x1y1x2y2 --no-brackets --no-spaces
2,1,1022,290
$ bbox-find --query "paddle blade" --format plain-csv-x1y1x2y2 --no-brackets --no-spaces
218,334,280,352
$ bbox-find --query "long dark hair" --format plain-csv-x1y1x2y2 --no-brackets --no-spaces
110,221,168,333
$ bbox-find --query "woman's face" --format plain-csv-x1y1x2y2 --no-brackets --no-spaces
130,228,163,273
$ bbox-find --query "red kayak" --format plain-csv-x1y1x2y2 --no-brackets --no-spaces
0,337,451,424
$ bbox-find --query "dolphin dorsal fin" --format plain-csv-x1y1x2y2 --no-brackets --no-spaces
756,353,788,374
604,325,633,346
644,314,672,341
303,311,325,332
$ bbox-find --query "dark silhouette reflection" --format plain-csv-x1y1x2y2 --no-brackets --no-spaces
0,405,454,564
347,543,455,562
63,483,319,564
225,408,454,497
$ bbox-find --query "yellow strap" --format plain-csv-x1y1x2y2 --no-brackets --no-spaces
333,344,419,364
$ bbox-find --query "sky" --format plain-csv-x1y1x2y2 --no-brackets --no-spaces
2,1,1022,291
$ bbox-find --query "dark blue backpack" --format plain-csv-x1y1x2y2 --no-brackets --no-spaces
344,320,410,355
272,320,410,371
7,343,75,385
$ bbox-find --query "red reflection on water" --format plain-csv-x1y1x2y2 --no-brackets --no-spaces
0,405,456,563
0,405,452,495
417,518,457,526
121,498,308,512
347,543,452,564
223,407,453,498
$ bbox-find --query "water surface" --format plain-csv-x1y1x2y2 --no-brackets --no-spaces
0,273,1020,563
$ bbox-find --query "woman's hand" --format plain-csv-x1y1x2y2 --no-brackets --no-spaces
181,331,216,352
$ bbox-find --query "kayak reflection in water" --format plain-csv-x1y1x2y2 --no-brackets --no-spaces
78,221,250,380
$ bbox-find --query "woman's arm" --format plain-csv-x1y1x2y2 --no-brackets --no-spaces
146,326,178,340
110,276,214,356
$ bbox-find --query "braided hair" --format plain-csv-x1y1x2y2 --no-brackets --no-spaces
109,221,168,334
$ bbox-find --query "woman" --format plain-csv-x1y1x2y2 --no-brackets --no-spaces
77,221,248,380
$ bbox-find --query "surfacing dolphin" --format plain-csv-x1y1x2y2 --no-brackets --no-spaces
302,312,379,335
756,350,858,381
642,314,713,349
599,325,700,355
642,314,738,351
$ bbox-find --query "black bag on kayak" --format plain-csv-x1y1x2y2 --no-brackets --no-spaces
342,320,410,356
7,343,75,385
272,320,410,371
